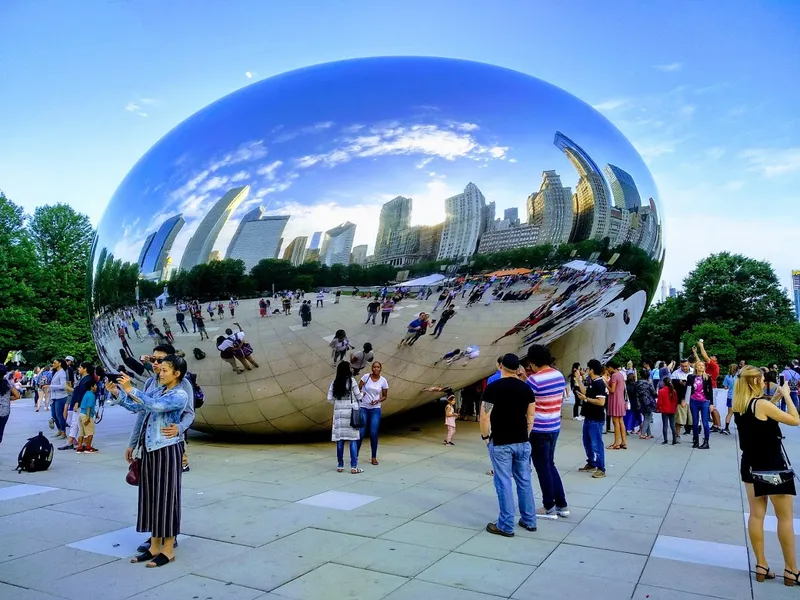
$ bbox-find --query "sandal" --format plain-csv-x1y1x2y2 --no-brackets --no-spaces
130,550,154,563
784,568,799,587
753,565,775,582
620,444,628,450
351,468,364,474
146,553,175,568
336,467,344,473
606,444,621,450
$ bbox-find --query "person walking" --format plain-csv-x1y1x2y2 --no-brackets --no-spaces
733,365,800,586
526,345,569,519
575,359,608,478
365,298,380,324
635,372,657,439
327,361,364,474
480,353,538,536
657,377,679,444
431,306,455,338
316,290,325,308
379,298,394,324
357,362,388,465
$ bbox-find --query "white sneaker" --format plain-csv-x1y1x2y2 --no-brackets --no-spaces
576,416,585,421
536,508,559,520
556,507,570,518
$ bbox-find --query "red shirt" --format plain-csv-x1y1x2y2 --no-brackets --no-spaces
705,359,719,388
656,386,679,415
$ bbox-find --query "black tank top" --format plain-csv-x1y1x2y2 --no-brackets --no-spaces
735,397,788,471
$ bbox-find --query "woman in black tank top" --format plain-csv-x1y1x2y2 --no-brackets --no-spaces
733,366,800,586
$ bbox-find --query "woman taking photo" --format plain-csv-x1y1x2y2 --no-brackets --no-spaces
569,363,584,421
733,365,799,586
686,361,714,449
108,355,189,568
358,362,389,465
0,365,21,444
327,361,365,474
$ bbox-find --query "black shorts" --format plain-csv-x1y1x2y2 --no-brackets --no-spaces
741,455,796,497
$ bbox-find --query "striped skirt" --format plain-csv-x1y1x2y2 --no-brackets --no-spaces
137,442,183,538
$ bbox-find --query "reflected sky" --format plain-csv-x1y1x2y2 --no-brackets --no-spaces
97,56,661,273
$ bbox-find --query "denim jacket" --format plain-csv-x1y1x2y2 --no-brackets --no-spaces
117,382,189,452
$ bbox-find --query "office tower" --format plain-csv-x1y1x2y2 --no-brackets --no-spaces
483,201,496,233
477,225,540,254
437,182,488,260
605,164,642,212
528,170,573,246
283,236,308,266
418,223,444,262
375,196,412,260
351,244,368,265
304,248,320,263
309,231,322,251
553,132,610,243
607,207,632,247
138,232,156,270
661,281,667,302
138,214,185,276
504,207,519,225
794,271,800,322
320,222,357,266
669,286,677,298
225,207,290,272
180,185,249,272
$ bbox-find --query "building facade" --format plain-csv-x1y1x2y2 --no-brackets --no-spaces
283,236,308,266
528,170,573,247
374,196,412,260
351,244,368,265
794,271,800,322
477,224,539,254
504,207,519,225
437,182,488,261
225,208,290,272
309,231,322,250
605,164,642,212
320,222,357,266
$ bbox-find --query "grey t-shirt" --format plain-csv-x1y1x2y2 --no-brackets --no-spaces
351,350,374,371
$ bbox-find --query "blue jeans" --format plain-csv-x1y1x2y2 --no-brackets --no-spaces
489,441,536,534
530,431,567,511
582,419,605,472
336,440,358,469
53,397,68,432
357,407,381,459
690,399,710,441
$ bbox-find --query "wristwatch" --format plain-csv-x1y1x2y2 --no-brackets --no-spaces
481,435,490,440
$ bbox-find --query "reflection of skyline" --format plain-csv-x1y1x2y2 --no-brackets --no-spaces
137,213,185,278
225,208,289,272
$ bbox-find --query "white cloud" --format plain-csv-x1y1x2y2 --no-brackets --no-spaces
207,140,268,172
592,98,632,112
740,148,800,178
416,157,434,169
654,62,683,72
678,104,696,118
706,147,725,160
273,122,335,143
723,180,744,191
125,102,140,112
125,98,155,117
198,175,229,194
245,71,253,79
509,158,518,163
230,170,249,182
256,160,283,180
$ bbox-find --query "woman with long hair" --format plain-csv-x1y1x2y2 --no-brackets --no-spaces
569,363,584,421
606,362,627,450
733,365,799,586
686,361,714,449
327,361,364,474
722,363,738,434
109,355,189,568
357,361,389,465
0,365,21,443
656,377,679,445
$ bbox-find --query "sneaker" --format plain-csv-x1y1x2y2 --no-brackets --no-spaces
48,418,55,429
722,428,731,435
58,444,74,451
661,440,668,445
592,469,606,479
182,465,190,473
86,447,98,453
486,522,514,537
536,507,558,520
578,463,595,472
576,416,584,421
517,519,537,532
556,507,570,518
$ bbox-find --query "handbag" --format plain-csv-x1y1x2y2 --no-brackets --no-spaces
349,386,365,428
751,439,795,486
125,445,141,486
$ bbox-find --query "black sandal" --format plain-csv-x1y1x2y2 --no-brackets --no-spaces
130,550,154,563
784,569,800,587
146,553,175,568
753,564,775,582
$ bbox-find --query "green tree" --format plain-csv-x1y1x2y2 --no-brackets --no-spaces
615,342,642,368
736,323,800,367
682,323,737,368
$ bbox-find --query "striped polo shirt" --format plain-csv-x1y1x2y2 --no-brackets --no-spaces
527,367,566,434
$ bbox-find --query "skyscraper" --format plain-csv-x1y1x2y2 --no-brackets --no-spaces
138,232,156,270
483,201,496,233
504,207,519,225
375,196,412,260
138,214,185,276
605,164,642,212
309,231,322,250
553,132,610,243
528,170,573,246
437,182,488,261
225,207,290,272
351,244,368,265
793,271,800,322
320,222,357,266
283,236,308,266
179,185,249,272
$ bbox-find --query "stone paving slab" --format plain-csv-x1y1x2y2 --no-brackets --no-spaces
0,389,792,599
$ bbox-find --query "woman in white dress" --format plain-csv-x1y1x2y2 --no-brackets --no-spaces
328,361,364,473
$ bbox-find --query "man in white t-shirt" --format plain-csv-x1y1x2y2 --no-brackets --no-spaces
357,362,388,465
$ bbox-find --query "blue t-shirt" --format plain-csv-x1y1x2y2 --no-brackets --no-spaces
80,390,96,418
722,374,736,399
407,319,422,333
487,370,501,385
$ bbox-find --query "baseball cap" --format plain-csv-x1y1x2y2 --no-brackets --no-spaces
65,356,75,362
501,353,520,371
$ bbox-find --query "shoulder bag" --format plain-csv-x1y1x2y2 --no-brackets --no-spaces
749,398,796,486
126,446,142,486
349,382,365,428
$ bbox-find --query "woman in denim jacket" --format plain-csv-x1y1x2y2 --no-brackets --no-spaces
108,354,188,568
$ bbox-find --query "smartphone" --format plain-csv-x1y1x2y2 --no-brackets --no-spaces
780,375,786,387
105,373,121,383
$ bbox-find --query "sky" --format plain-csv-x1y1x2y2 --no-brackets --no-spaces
2,0,798,294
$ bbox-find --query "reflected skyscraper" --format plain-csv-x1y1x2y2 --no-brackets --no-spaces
375,196,412,260
320,222,356,266
138,214,185,280
309,231,322,250
793,271,800,322
437,182,488,261
137,232,156,270
225,208,290,272
504,207,519,225
283,236,308,266
351,244,368,265
179,185,249,272
554,132,610,243
605,164,642,212
527,170,573,246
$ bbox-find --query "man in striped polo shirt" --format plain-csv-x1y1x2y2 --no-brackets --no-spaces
526,344,569,519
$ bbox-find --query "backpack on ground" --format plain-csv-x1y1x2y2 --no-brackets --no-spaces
186,372,204,409
193,348,206,360
16,432,54,473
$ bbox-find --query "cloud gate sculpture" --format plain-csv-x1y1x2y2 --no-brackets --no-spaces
89,57,664,436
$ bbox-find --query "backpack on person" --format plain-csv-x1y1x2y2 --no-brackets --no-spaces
193,348,206,360
16,432,54,473
186,372,204,409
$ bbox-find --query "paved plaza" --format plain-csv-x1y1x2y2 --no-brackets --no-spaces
1,391,798,600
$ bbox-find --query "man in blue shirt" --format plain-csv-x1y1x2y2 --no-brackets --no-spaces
487,356,503,385
76,381,97,453
397,313,427,348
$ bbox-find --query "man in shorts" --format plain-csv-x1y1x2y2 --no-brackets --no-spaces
398,314,427,348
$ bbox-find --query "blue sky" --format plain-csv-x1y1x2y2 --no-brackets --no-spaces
2,0,798,293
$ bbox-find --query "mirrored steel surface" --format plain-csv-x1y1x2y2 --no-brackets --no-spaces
89,57,664,435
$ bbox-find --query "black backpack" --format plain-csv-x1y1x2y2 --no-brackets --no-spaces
17,432,54,473
193,348,206,360
186,371,204,409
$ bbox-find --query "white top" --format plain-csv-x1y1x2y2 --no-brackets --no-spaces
317,291,324,298
359,374,388,408
218,331,245,351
